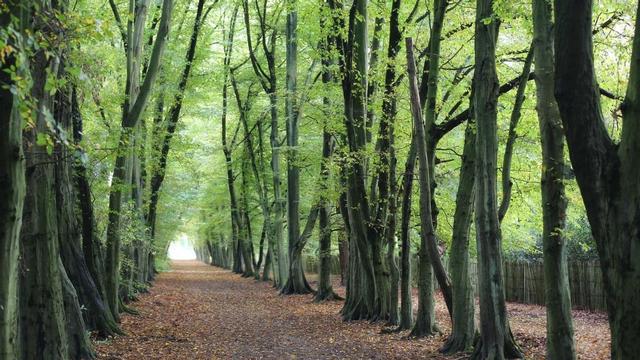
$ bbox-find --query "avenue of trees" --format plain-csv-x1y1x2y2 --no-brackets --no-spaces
0,0,638,359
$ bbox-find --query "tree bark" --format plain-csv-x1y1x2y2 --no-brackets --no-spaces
398,140,416,331
336,0,381,322
239,153,255,277
61,88,123,338
0,2,26,357
441,120,477,354
20,46,70,360
406,37,439,337
313,127,341,301
416,0,455,320
554,1,640,358
105,0,172,320
472,1,522,357
242,0,287,286
532,0,575,358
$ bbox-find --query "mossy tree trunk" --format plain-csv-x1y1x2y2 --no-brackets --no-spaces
19,30,93,359
0,2,26,357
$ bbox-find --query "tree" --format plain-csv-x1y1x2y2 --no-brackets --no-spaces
18,6,94,356
313,1,342,302
242,0,288,286
472,0,522,357
147,0,213,244
230,74,258,277
406,37,439,337
70,89,123,337
281,0,313,294
532,0,575,358
104,0,173,320
0,1,26,357
441,118,477,353
336,0,381,322
554,0,640,357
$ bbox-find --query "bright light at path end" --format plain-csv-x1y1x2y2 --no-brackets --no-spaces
168,234,196,260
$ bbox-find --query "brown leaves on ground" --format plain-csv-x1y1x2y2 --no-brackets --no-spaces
94,261,610,359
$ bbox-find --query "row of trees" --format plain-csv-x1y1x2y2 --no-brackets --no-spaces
0,0,214,358
1,0,639,358
195,0,640,359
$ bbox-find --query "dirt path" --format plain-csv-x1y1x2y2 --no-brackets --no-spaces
95,260,609,359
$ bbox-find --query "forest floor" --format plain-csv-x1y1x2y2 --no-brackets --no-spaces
94,260,610,359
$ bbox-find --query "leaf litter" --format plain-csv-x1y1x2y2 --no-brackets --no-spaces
94,260,610,359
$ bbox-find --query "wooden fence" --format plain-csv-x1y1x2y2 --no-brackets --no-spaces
502,260,606,311
302,255,606,311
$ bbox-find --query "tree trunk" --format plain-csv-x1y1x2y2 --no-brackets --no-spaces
532,0,575,358
104,0,172,320
0,3,26,357
20,49,70,360
441,120,477,354
313,126,341,301
416,0,455,320
61,88,122,338
337,0,381,322
554,1,640,358
59,258,94,360
262,248,272,281
281,0,310,294
472,1,522,357
241,0,285,287
271,90,288,286
406,38,439,337
239,154,255,278
380,0,403,326
398,140,416,331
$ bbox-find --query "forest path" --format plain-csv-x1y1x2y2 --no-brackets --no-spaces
95,260,611,359
95,260,447,359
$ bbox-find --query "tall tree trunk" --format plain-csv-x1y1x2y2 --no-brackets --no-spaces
239,153,255,277
441,120,477,354
60,88,122,338
554,1,640,358
270,90,288,286
223,144,243,274
338,0,380,322
380,0,404,326
314,126,341,301
282,0,310,293
72,91,122,336
20,47,70,360
104,0,172,320
406,38,439,337
532,0,575,358
472,0,522,357
417,0,455,321
0,2,26,357
398,140,416,330
242,0,286,287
